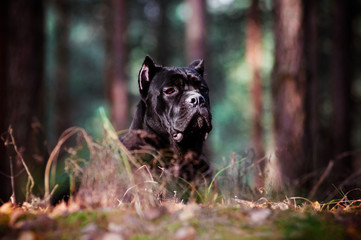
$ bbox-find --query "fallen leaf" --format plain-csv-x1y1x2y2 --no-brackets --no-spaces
178,204,200,221
81,223,99,234
21,202,32,211
9,208,25,226
312,201,321,211
0,202,14,215
143,206,166,220
270,202,289,210
108,222,124,233
17,231,37,240
67,200,81,213
50,201,68,217
235,199,255,209
102,232,124,240
249,209,271,225
161,200,184,213
14,214,53,231
174,226,196,240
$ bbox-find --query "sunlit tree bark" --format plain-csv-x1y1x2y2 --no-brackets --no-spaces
245,0,265,190
185,0,206,62
270,0,305,192
105,0,129,130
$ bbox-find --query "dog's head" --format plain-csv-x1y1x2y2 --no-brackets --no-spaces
133,56,212,152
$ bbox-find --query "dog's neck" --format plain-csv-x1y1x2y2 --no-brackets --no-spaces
172,133,204,157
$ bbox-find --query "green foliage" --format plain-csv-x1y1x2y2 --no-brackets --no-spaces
276,212,345,240
63,211,100,228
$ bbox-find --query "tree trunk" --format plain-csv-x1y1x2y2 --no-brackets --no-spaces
54,0,70,137
245,0,265,190
270,0,305,192
330,0,353,182
156,0,171,65
303,0,321,185
5,0,45,203
185,0,206,62
0,0,11,203
106,0,129,130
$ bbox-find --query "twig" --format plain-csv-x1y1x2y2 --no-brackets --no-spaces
308,160,334,199
0,168,25,178
137,165,154,182
333,149,361,163
326,170,361,202
9,156,16,204
287,196,315,206
338,171,361,191
8,126,35,202
308,149,361,200
245,155,268,172
44,184,59,203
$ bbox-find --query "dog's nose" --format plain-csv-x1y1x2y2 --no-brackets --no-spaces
186,92,206,107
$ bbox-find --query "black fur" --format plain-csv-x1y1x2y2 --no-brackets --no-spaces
121,56,212,182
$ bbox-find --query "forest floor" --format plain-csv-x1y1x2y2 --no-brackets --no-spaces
1,197,361,240
2,122,361,239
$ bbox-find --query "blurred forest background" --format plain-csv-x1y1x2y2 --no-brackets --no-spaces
1,0,361,204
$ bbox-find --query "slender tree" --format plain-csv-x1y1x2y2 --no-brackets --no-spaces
156,0,171,65
0,0,10,203
185,0,206,62
303,0,321,177
270,0,305,192
330,0,353,182
54,0,70,137
245,0,265,189
5,0,45,203
302,0,330,198
105,0,129,130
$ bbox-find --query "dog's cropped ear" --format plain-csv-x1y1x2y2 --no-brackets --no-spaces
188,59,204,76
138,55,161,98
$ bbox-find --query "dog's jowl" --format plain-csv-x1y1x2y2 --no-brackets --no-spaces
122,56,212,183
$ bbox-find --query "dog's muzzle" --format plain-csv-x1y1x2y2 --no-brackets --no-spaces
172,91,211,143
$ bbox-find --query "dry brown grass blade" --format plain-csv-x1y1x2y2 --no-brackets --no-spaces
44,127,94,202
102,126,146,216
8,126,35,202
326,188,361,211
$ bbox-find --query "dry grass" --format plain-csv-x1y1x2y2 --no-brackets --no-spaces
1,112,361,239
1,109,360,213
4,109,361,213
42,109,168,216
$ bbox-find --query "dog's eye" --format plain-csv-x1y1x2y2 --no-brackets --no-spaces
164,88,176,95
199,86,209,94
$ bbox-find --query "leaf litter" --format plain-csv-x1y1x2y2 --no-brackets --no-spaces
1,195,361,239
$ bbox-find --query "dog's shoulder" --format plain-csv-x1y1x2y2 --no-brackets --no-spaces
121,100,162,150
121,129,159,151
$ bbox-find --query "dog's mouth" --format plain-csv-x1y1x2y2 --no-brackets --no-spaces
172,110,212,143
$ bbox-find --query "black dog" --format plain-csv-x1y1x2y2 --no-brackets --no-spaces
122,56,212,182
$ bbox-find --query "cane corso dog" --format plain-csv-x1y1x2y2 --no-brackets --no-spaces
121,56,212,183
